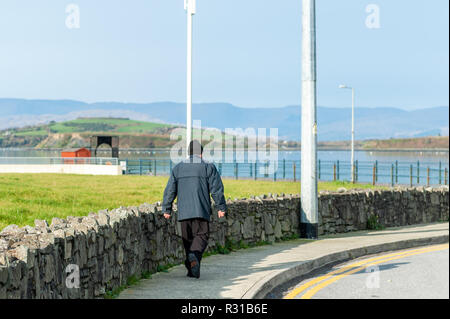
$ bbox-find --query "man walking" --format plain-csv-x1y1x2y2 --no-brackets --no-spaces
162,140,227,279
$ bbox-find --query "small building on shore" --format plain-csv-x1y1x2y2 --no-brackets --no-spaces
61,148,91,164
61,148,92,158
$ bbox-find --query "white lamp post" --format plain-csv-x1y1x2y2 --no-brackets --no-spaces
339,84,355,183
185,0,196,154
300,0,318,239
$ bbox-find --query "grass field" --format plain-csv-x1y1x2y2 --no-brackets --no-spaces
14,129,48,136
13,118,173,136
51,118,172,134
0,174,385,231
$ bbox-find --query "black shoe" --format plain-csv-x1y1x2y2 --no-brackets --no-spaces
188,253,200,279
185,260,194,277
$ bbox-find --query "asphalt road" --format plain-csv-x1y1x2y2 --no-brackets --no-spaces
275,244,449,299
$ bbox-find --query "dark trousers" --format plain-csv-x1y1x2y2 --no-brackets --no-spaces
180,218,210,263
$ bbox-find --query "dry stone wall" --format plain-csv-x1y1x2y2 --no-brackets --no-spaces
0,187,448,299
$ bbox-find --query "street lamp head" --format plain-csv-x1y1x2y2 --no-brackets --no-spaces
339,84,347,89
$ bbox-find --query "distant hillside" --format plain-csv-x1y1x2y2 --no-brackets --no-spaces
0,98,448,141
1,117,447,150
283,136,449,150
0,117,242,149
16,117,174,135
360,136,449,150
0,118,178,149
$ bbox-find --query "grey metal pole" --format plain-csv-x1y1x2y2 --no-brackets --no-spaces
391,164,394,187
185,0,195,154
395,160,398,184
372,164,376,186
337,160,340,180
294,162,296,182
410,164,413,187
339,84,355,183
375,160,378,182
417,160,420,184
300,0,318,239
351,87,355,183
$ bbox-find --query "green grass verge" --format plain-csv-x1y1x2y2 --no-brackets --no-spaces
0,173,385,231
104,271,152,299
13,130,48,136
49,119,172,134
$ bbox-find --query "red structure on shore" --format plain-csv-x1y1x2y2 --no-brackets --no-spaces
61,148,91,164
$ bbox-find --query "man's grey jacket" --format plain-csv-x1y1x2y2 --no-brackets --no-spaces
162,155,227,221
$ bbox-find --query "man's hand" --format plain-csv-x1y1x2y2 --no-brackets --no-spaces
163,213,171,219
218,211,226,219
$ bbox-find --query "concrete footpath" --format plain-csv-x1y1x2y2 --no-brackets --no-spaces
118,222,449,299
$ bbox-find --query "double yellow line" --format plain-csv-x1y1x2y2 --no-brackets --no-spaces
284,243,449,299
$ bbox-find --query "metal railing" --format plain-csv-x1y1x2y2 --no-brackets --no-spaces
122,158,449,186
1,157,447,186
0,157,119,166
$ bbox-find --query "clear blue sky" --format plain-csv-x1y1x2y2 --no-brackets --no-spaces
0,0,448,109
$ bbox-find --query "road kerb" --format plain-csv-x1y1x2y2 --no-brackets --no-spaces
243,234,449,299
